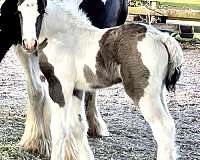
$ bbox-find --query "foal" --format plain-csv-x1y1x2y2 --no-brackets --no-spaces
17,0,183,159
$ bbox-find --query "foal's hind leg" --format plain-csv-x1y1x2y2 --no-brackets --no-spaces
85,92,109,137
138,88,177,160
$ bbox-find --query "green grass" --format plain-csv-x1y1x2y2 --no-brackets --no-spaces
159,2,200,10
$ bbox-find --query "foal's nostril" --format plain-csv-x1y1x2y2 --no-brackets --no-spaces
22,39,26,48
34,40,38,49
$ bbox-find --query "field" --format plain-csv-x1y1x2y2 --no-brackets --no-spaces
0,42,200,160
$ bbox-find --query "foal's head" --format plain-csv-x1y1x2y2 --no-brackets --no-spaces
18,0,47,52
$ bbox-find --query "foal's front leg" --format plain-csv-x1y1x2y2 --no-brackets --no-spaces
49,79,75,160
85,91,109,137
49,101,68,160
69,94,94,160
50,92,93,160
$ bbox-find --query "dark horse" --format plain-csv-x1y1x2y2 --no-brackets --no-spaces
79,0,128,28
0,0,22,61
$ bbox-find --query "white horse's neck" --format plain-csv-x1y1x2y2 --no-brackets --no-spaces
63,0,83,8
40,0,99,40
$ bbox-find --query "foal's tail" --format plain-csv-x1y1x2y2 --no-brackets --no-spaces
144,24,183,91
159,32,184,91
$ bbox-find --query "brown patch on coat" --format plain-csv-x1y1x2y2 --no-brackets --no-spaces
83,64,122,88
39,51,65,107
115,23,150,105
73,89,83,100
84,23,150,105
83,27,122,88
40,75,46,82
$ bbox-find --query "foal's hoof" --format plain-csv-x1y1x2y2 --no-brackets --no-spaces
88,129,110,138
88,122,109,138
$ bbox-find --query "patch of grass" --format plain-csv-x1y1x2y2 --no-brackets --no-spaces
160,2,200,10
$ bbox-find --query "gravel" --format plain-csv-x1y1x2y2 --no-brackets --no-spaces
0,44,200,160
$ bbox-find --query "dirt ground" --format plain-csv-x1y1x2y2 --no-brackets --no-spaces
0,43,200,160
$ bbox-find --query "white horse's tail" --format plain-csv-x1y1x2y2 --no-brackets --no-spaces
159,32,184,91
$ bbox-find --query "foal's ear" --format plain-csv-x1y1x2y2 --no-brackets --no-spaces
17,0,25,6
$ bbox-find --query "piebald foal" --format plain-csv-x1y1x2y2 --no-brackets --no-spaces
16,0,183,159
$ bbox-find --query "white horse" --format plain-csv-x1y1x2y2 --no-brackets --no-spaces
16,0,183,159
1,0,110,156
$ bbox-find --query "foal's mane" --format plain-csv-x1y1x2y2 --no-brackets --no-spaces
47,0,97,31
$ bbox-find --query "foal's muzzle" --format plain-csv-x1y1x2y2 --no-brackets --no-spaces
22,39,38,52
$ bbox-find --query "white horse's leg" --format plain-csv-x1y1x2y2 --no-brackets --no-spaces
138,89,177,160
16,47,51,156
70,93,94,160
19,87,51,156
85,92,109,137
